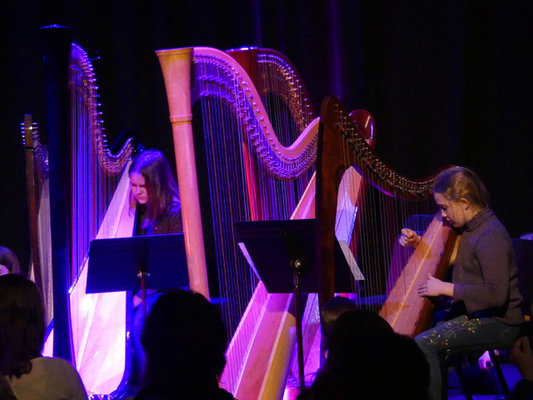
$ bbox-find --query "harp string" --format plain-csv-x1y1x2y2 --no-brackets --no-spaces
327,98,437,315
197,79,314,334
69,43,133,286
157,46,318,394
68,43,134,395
27,32,134,395
190,48,316,379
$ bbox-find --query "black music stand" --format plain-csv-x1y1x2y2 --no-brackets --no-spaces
87,233,189,316
236,219,357,392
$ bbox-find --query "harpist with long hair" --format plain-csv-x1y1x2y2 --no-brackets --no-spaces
129,149,182,236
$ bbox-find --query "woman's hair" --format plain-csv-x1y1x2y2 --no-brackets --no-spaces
0,274,45,378
432,166,490,209
141,289,227,393
129,149,180,226
0,376,17,400
320,296,357,351
0,246,21,275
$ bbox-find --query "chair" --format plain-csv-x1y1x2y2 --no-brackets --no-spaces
440,238,533,400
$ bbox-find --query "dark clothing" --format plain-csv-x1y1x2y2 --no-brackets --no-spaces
452,208,523,325
134,202,182,236
129,200,183,389
416,208,523,400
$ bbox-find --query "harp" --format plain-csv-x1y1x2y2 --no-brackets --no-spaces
316,95,457,337
155,46,456,398
157,46,321,399
23,26,135,396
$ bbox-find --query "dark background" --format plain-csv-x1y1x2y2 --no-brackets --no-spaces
1,1,532,269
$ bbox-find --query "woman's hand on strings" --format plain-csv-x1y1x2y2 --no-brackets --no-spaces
399,228,421,248
418,274,454,297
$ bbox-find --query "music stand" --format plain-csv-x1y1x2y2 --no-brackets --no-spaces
236,219,358,391
87,233,189,315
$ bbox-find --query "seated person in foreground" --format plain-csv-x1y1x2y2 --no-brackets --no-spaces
319,296,357,359
299,308,429,399
127,148,183,388
0,274,87,400
133,289,235,400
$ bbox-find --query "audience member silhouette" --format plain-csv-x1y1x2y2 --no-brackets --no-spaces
128,148,183,388
300,308,429,400
319,296,357,358
133,289,235,400
0,274,87,400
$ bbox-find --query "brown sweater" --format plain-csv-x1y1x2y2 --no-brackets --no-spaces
452,208,523,325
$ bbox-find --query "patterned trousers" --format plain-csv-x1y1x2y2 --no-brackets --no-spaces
415,315,521,400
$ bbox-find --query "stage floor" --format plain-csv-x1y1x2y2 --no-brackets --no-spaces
447,361,522,399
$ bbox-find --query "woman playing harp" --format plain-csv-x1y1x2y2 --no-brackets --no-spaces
316,95,453,319
401,166,523,400
127,148,183,388
129,149,182,236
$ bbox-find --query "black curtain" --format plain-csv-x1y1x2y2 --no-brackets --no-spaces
2,0,533,270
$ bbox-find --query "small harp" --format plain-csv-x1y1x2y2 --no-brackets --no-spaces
316,95,457,337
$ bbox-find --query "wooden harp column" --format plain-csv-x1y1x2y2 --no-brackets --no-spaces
156,46,318,399
156,48,210,298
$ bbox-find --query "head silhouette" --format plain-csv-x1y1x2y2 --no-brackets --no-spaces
320,296,357,353
309,310,428,399
140,289,227,395
0,274,44,378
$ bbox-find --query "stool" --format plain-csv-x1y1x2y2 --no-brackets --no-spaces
441,341,514,400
